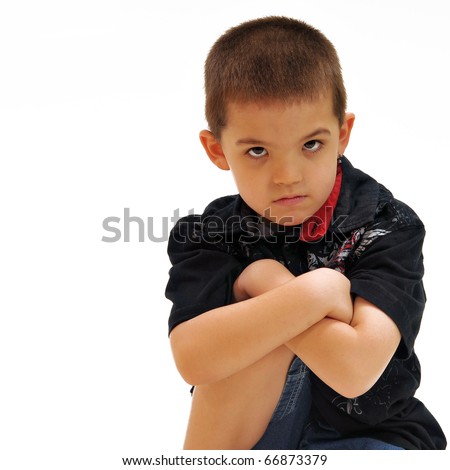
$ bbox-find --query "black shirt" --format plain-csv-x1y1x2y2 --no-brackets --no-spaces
165,157,446,450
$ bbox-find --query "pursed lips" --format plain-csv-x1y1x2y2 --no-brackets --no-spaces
273,195,307,206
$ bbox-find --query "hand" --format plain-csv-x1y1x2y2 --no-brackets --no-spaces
310,268,353,324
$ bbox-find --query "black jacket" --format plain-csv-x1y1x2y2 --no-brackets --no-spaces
166,157,446,449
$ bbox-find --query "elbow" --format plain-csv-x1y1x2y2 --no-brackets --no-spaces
171,353,214,386
170,328,219,386
173,360,222,387
334,381,373,400
173,362,201,387
326,367,382,399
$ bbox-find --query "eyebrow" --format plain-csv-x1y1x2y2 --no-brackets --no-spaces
236,138,269,146
235,128,331,146
303,128,331,140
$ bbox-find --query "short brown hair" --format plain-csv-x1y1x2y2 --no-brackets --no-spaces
204,16,347,138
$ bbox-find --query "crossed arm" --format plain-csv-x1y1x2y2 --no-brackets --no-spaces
170,259,401,398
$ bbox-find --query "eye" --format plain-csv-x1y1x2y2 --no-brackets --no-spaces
303,140,322,153
248,147,268,158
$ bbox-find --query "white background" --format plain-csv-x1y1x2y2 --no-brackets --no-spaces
1,0,449,468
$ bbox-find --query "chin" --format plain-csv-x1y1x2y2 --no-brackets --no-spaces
277,219,303,227
265,215,304,227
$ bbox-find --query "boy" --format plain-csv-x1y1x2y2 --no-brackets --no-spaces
165,16,446,450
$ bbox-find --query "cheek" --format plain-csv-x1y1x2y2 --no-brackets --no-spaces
231,165,263,186
230,170,256,197
327,168,339,192
314,165,338,195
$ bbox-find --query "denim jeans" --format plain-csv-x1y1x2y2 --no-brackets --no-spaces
252,357,403,450
252,356,311,449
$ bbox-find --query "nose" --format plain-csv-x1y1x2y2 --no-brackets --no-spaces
271,153,303,186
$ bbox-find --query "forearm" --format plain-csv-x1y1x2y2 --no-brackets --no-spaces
286,297,401,398
170,268,342,385
286,319,361,397
232,259,294,301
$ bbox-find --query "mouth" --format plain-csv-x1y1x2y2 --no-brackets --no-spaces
273,195,307,206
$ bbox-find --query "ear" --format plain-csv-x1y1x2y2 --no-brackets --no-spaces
338,113,355,155
199,130,230,171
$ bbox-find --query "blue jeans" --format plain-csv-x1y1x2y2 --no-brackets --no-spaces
252,357,403,450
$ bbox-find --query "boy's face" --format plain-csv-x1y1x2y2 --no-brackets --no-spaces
200,94,354,226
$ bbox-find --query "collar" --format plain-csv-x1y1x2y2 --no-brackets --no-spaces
300,162,343,242
329,156,385,234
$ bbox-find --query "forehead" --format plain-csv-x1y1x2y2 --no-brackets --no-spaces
223,93,338,138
